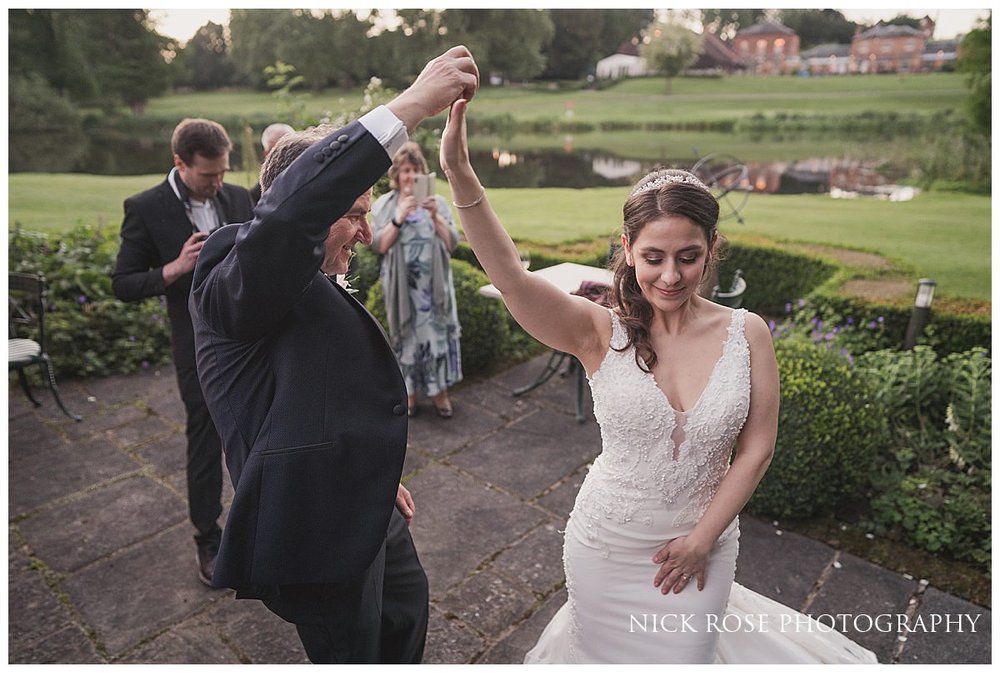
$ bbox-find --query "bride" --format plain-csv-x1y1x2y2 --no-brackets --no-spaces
439,98,875,664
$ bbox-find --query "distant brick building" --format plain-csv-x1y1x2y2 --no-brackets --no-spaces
732,21,800,75
851,24,927,73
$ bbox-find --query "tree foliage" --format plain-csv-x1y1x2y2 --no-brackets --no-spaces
9,9,170,111
442,9,554,82
172,21,238,90
640,21,704,93
778,9,856,50
541,9,654,80
957,13,991,135
699,8,770,40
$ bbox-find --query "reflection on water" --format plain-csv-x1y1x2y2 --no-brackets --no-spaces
473,148,912,197
10,123,911,198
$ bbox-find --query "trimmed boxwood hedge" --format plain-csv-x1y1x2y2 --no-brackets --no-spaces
747,338,889,518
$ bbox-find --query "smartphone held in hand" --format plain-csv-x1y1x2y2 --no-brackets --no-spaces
412,172,436,202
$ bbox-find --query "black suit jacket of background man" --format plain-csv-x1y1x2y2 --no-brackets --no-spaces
112,179,255,368
189,121,408,593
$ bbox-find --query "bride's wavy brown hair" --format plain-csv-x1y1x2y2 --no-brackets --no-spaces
609,169,723,372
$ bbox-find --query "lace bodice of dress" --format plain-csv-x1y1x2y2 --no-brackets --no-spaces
573,309,751,551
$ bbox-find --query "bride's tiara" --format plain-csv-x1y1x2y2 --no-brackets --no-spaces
630,172,709,196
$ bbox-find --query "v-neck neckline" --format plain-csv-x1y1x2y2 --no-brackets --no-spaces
645,310,738,416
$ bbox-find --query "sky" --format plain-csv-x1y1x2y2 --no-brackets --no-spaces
149,6,990,45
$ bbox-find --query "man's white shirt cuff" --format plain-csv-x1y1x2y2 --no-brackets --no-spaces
359,106,408,159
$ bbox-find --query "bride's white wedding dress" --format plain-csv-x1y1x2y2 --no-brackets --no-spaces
525,309,876,664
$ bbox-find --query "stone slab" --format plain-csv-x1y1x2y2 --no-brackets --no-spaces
899,587,991,664
735,515,834,610
448,407,600,499
59,402,153,443
535,468,586,520
207,595,308,664
9,434,141,517
437,568,538,640
133,432,187,477
489,521,566,596
478,588,566,664
807,550,918,663
405,399,507,457
406,463,547,594
401,446,431,479
100,414,177,451
117,615,241,664
9,624,103,664
454,378,541,422
19,474,185,573
61,523,227,656
8,564,76,655
423,604,486,664
82,369,175,408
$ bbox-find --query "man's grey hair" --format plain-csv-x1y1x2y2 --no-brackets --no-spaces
261,123,295,154
259,125,335,193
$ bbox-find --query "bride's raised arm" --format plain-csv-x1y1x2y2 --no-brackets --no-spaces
440,100,610,371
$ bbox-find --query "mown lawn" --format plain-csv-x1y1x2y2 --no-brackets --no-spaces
9,173,990,301
140,72,967,125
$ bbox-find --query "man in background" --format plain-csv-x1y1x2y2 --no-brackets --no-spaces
112,118,255,586
249,122,295,203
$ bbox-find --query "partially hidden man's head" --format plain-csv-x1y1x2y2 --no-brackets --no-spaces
258,125,373,277
172,118,232,201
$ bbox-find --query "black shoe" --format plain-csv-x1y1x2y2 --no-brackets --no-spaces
196,544,218,587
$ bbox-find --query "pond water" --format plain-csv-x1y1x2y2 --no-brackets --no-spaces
11,127,911,197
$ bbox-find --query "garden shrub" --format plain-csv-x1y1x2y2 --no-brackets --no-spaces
8,225,172,378
717,244,837,315
365,259,511,378
747,338,888,519
853,346,990,566
781,293,991,356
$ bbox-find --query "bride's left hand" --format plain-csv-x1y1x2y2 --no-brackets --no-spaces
652,535,709,594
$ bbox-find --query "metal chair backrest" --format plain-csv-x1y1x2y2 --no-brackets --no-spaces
9,272,47,346
711,269,747,308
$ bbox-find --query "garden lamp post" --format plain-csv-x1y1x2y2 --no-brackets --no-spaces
903,278,936,348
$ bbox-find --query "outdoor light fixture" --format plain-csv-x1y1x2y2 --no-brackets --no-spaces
904,278,936,348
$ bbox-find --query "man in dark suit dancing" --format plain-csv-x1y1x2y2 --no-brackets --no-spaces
112,119,254,585
188,46,479,663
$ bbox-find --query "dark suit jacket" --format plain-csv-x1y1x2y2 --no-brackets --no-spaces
189,121,408,591
112,179,255,369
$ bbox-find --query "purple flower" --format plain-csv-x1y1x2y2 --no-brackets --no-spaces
824,332,835,341
840,349,850,357
151,314,160,322
767,319,777,333
784,303,792,313
141,360,150,369
77,295,87,304
128,335,136,342
868,321,877,329
798,298,806,307
846,317,854,325
877,316,884,323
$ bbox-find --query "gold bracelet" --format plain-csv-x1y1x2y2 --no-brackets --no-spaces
453,187,486,209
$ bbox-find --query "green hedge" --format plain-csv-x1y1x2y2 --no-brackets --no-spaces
365,259,512,378
717,243,838,316
8,225,171,378
748,338,889,519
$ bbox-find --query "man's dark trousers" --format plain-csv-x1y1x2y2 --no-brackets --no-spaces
175,364,222,549
261,510,429,663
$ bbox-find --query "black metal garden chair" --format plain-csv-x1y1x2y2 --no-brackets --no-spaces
9,272,82,421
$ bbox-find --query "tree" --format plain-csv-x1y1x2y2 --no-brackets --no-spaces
442,9,554,82
173,21,238,90
884,14,922,30
229,9,289,88
699,8,770,40
957,14,991,135
778,9,856,50
640,21,703,93
542,9,654,80
9,9,169,111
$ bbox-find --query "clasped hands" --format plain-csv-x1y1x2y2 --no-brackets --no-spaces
652,534,710,596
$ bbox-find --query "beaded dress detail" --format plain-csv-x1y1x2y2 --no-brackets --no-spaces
524,309,877,664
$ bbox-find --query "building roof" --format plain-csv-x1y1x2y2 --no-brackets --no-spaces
925,38,960,52
695,31,748,69
736,20,796,37
855,24,926,40
800,43,851,59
